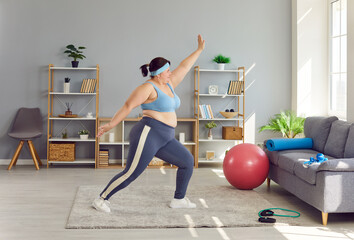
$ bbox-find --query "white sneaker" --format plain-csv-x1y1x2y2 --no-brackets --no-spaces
169,197,196,209
92,197,111,213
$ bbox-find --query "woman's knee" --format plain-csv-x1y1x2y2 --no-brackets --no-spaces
185,152,194,169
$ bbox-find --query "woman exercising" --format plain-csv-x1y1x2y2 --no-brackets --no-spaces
92,35,205,213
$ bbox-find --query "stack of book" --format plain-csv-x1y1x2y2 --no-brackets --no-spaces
99,149,109,167
227,81,243,95
199,104,214,119
80,79,97,93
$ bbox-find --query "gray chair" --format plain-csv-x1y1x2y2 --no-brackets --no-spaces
8,108,43,170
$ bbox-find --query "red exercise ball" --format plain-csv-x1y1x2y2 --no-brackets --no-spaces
223,143,269,190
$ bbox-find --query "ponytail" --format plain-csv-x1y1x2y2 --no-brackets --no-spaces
140,64,149,77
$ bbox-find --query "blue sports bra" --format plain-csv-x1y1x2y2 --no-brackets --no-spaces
141,82,181,112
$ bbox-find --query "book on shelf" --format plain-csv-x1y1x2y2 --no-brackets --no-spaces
99,149,109,166
199,104,214,119
227,81,243,95
80,79,97,93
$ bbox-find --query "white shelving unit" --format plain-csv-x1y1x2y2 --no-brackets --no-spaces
194,66,245,166
47,64,99,167
97,118,198,168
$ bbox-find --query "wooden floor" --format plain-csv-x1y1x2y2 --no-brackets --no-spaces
1,163,354,240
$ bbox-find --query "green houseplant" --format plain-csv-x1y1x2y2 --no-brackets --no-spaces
78,129,89,140
205,121,217,140
213,54,231,70
64,44,86,68
259,110,305,138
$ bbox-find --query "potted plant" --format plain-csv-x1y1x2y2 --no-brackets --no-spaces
205,121,217,140
64,77,70,93
259,110,305,138
213,54,231,70
78,129,89,140
64,44,86,68
61,129,68,139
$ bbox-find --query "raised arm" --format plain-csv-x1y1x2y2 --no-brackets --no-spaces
97,84,151,138
170,34,205,88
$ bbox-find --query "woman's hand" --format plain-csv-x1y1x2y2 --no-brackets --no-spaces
97,123,112,138
197,34,205,51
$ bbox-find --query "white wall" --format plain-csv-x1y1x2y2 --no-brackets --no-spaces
0,0,292,159
292,0,328,117
347,0,354,122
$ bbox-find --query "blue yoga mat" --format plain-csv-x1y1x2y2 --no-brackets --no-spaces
266,138,313,151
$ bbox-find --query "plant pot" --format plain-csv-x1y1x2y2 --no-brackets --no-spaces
217,63,225,70
64,82,70,93
71,61,79,68
208,128,213,140
80,134,88,140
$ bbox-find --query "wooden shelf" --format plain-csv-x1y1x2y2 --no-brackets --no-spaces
47,64,100,168
198,69,243,72
198,158,224,163
49,137,96,142
49,67,97,70
199,118,244,121
49,92,96,95
49,117,96,120
194,66,245,167
199,94,243,97
97,117,198,168
199,138,242,142
48,159,95,164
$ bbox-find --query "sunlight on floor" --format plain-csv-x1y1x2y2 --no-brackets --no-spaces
274,226,354,240
211,169,225,178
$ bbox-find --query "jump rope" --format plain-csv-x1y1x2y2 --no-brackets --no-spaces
258,208,300,223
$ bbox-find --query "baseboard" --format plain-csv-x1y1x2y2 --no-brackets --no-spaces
0,159,48,165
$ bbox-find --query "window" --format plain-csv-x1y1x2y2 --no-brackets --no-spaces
329,0,347,119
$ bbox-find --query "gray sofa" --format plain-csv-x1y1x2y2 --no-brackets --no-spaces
265,116,354,225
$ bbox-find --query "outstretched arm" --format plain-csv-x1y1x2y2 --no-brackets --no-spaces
97,84,151,138
171,34,205,88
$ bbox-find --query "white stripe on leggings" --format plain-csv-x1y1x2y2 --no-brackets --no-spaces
101,125,151,199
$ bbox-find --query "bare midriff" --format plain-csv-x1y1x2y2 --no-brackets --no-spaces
142,110,177,128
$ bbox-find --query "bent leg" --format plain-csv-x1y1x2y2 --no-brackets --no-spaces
155,139,194,199
100,125,156,200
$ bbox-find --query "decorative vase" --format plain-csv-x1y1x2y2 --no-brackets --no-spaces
65,110,72,116
109,133,115,143
208,129,213,140
80,134,88,140
71,61,79,68
64,82,70,93
217,63,225,71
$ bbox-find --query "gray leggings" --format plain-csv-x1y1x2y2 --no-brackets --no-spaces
100,117,194,200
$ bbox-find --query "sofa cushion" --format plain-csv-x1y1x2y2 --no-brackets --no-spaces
293,154,334,184
323,120,351,158
318,158,354,171
344,124,354,158
304,116,338,153
277,149,320,174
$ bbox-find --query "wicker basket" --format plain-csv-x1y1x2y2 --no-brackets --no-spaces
49,143,75,161
149,157,164,166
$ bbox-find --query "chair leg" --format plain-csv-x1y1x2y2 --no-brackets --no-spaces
322,212,328,226
8,140,25,170
30,141,42,166
27,140,40,170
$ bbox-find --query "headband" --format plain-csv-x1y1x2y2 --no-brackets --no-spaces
150,63,169,76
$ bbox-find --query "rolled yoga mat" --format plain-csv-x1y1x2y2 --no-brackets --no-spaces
266,138,313,151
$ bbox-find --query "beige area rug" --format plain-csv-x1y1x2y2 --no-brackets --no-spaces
66,185,303,229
